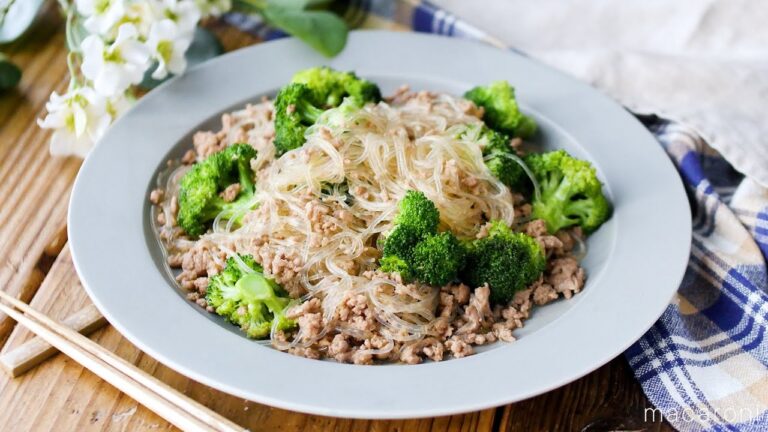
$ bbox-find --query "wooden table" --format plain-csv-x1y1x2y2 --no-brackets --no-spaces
0,5,672,431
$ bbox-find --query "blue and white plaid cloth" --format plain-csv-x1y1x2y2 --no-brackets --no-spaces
226,1,768,430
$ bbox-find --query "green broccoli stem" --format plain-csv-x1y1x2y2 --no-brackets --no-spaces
237,160,255,195
536,173,578,232
236,273,290,314
532,201,573,233
298,99,326,125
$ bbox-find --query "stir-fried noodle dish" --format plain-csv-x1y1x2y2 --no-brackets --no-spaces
150,68,611,364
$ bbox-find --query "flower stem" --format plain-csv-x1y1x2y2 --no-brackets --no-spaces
64,8,81,53
66,51,81,90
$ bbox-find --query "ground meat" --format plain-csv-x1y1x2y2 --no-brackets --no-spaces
328,334,351,358
305,200,341,237
475,222,492,239
431,317,453,339
437,291,456,318
254,245,304,294
443,159,484,196
450,283,471,305
445,337,474,358
336,293,377,333
515,203,532,220
219,183,241,202
193,131,224,158
457,284,493,335
524,219,564,256
530,277,558,305
288,346,321,360
351,350,374,365
149,188,164,204
509,137,524,156
285,298,321,319
326,334,377,365
547,257,586,298
181,149,197,165
553,227,583,257
174,242,226,291
385,85,412,104
297,313,323,340
400,338,444,364
492,324,516,342
284,300,325,350
167,252,183,267
459,100,485,118
523,219,548,237
193,277,209,295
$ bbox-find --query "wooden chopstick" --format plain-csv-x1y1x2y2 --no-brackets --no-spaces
0,291,246,432
0,304,108,377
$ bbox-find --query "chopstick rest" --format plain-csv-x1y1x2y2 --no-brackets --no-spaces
0,304,107,377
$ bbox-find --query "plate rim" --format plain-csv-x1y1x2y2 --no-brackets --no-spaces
69,30,692,419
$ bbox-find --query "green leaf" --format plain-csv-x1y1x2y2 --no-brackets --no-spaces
0,53,21,90
139,27,224,90
270,0,313,9
0,0,45,44
263,6,348,57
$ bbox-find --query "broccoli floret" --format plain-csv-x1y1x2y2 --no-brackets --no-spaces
344,78,382,106
382,224,422,261
393,190,440,235
379,254,414,281
379,191,464,285
524,150,611,233
464,80,537,138
292,66,382,107
462,221,545,304
314,98,363,130
379,191,438,279
177,143,257,237
460,124,528,189
410,232,466,286
273,67,382,155
273,83,326,155
206,254,295,339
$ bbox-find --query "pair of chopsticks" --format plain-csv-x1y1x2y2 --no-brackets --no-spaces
0,290,246,432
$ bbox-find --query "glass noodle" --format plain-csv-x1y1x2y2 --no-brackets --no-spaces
167,94,521,350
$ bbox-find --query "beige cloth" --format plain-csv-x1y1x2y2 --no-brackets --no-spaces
433,0,768,186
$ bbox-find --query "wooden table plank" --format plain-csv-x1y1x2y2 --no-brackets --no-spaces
0,3,77,346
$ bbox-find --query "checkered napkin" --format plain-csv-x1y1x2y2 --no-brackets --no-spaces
225,1,768,430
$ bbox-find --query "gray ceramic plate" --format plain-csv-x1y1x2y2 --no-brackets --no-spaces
69,31,691,419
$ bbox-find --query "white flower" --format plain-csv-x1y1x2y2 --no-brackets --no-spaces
38,86,110,157
155,0,201,36
146,19,192,80
81,23,151,96
195,0,232,17
121,0,157,37
107,92,134,118
76,0,126,36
